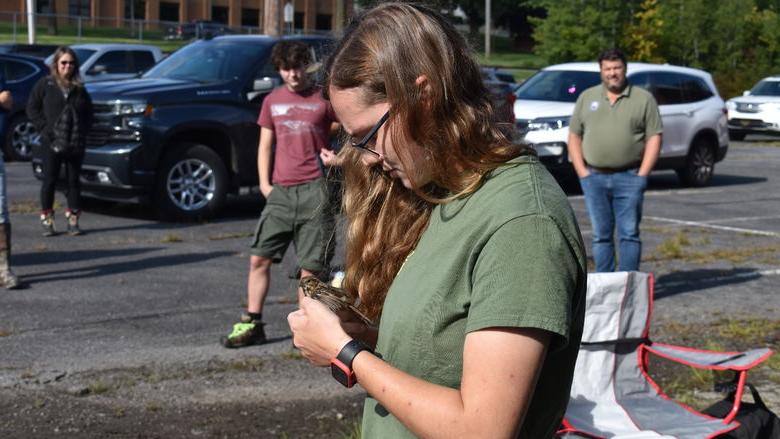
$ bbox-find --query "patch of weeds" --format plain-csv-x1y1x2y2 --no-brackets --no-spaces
204,357,265,374
282,350,306,361
647,241,780,264
224,357,265,372
9,200,40,214
32,399,46,409
88,380,112,395
208,232,252,241
0,329,11,337
112,405,126,418
697,237,711,245
145,402,162,412
654,231,691,260
19,370,34,379
160,234,183,243
339,421,361,439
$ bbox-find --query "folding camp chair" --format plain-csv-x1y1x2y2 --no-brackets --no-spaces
559,271,773,439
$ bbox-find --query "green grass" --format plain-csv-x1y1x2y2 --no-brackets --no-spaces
0,21,188,52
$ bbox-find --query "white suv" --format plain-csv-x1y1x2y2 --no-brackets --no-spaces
726,76,780,140
514,62,729,186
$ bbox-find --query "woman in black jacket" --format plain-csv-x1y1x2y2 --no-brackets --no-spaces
27,46,93,236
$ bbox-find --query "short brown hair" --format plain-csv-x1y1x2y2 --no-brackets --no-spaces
271,40,312,71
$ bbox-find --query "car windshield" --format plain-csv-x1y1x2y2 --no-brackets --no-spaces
749,80,780,96
515,70,601,102
72,48,96,64
143,40,269,82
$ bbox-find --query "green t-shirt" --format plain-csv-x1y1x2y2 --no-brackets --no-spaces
360,155,587,439
569,84,663,168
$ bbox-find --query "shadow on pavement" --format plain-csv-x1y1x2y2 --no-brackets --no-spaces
15,247,162,266
81,193,265,224
17,250,232,284
654,268,765,298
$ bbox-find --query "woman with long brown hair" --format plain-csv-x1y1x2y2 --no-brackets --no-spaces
288,3,587,438
27,46,93,236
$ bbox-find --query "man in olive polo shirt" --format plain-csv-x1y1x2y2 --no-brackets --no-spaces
567,48,663,272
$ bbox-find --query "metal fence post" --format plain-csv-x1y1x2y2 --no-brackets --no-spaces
139,21,143,41
78,16,82,41
12,12,17,42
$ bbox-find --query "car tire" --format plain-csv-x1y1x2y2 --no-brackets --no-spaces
728,130,746,141
4,114,39,162
155,143,228,220
675,137,716,187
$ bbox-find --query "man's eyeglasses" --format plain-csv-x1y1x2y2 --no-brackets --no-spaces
59,60,76,66
350,111,389,156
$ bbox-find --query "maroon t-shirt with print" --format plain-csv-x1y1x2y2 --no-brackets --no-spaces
257,85,336,186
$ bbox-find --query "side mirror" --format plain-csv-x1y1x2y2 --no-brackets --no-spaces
89,64,108,75
253,77,276,92
247,77,278,101
743,90,751,96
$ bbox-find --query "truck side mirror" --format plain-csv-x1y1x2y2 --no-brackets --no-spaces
247,77,278,101
89,64,108,75
743,90,751,96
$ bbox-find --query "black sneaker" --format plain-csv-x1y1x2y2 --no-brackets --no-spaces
40,213,55,237
220,316,266,348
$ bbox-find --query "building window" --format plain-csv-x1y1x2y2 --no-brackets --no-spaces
69,0,90,17
294,12,303,30
159,2,179,22
125,0,146,19
316,14,331,31
212,6,229,24
242,8,259,27
36,0,52,13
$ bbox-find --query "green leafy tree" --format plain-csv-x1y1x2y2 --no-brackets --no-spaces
530,0,642,63
623,0,665,63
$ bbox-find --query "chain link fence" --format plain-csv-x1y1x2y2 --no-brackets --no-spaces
0,12,267,45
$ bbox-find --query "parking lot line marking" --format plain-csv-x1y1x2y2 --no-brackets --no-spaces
645,215,780,237
697,215,780,224
655,268,780,292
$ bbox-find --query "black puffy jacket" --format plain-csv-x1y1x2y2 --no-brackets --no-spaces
26,76,93,155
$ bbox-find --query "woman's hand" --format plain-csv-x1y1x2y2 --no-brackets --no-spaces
288,297,352,366
320,148,343,167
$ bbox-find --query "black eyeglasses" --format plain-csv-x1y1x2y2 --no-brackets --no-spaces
59,60,75,65
350,111,389,156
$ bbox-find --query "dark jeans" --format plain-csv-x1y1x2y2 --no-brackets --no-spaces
579,168,648,272
40,147,83,212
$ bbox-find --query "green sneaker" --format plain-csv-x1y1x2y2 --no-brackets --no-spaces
220,317,266,348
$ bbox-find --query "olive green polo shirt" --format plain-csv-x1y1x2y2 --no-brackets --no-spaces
360,156,587,439
569,84,663,168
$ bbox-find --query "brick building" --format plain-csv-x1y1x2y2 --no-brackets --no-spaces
0,0,353,35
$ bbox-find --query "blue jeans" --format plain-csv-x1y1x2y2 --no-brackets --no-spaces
579,169,648,272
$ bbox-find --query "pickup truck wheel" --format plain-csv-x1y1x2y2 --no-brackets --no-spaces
156,143,228,220
675,137,715,187
4,114,38,161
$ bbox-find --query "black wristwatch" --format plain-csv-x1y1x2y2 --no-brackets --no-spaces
331,339,372,388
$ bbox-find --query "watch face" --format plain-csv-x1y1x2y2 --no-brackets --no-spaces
331,360,355,387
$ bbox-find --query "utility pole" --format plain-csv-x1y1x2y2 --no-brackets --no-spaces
26,0,35,43
484,0,491,59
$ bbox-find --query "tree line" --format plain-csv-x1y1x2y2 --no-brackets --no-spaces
530,0,780,98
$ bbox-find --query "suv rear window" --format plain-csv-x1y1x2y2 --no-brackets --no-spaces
515,70,601,102
630,71,713,104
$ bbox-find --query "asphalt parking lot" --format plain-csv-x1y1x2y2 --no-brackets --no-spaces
1,140,779,436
